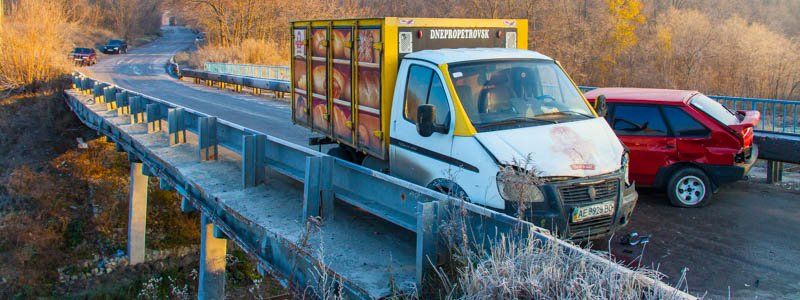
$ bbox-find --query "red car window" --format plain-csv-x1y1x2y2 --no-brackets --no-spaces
662,107,710,137
611,104,668,136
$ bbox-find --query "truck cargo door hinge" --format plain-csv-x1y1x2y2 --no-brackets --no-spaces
373,130,383,140
373,42,383,51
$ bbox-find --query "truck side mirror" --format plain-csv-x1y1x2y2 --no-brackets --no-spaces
594,94,608,118
417,104,436,137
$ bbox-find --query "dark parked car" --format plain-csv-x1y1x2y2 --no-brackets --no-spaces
102,39,128,54
586,88,760,207
70,47,97,66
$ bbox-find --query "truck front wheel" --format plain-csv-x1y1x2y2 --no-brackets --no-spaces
666,167,712,207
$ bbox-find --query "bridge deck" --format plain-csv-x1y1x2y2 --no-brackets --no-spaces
77,92,417,297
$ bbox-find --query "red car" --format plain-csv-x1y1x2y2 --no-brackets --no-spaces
70,47,97,66
585,88,760,207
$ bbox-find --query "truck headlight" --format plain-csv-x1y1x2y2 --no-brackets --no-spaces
497,172,545,203
621,151,630,186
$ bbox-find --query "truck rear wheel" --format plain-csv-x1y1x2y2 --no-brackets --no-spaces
326,146,354,162
666,167,712,207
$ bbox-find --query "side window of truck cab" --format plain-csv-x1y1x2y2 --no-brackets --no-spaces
403,65,451,129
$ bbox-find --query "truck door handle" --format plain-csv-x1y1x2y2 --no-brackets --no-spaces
664,144,675,149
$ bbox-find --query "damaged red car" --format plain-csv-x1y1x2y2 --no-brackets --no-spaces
586,88,760,207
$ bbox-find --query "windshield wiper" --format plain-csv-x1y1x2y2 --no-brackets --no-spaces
474,116,557,128
536,110,594,119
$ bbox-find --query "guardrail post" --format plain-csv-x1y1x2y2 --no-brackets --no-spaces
103,86,116,105
81,78,93,95
116,91,130,115
302,156,334,221
767,161,783,183
242,134,266,188
168,108,186,145
198,117,218,161
105,91,118,111
128,162,149,265
199,214,227,300
146,103,162,133
92,84,104,102
130,96,144,124
159,178,174,191
180,197,196,213
416,201,441,286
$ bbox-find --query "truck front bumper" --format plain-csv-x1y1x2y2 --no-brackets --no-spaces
505,171,638,242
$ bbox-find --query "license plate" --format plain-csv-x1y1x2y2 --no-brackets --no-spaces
571,201,615,223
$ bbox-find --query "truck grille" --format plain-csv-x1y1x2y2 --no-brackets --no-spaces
569,215,614,241
558,179,619,204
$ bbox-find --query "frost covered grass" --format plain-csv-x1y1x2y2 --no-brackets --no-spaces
434,233,691,299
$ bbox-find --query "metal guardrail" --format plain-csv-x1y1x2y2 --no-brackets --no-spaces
70,73,691,299
181,68,290,93
205,62,290,82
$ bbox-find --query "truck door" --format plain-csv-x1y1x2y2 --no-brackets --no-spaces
390,61,455,187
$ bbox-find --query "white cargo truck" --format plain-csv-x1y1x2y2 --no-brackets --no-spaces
290,17,637,240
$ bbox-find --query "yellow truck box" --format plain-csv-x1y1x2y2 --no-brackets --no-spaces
290,17,528,159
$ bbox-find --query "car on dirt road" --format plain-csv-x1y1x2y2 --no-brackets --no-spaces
101,39,128,54
585,88,760,207
70,47,97,66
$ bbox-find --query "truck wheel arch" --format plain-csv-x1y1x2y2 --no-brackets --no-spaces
426,178,469,201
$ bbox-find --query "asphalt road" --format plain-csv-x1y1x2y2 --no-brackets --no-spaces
599,181,800,299
85,26,313,146
87,27,800,299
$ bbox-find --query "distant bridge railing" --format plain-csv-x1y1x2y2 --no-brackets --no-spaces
205,62,290,82
70,73,690,298
709,95,799,134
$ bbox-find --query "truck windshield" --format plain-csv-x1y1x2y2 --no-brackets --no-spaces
449,60,593,130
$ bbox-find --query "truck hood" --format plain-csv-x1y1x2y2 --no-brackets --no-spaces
475,117,624,177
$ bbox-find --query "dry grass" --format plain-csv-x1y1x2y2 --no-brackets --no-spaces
183,39,287,69
0,0,71,91
428,206,692,300
438,234,689,299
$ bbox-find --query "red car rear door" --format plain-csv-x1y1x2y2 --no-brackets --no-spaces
661,106,712,163
609,104,678,186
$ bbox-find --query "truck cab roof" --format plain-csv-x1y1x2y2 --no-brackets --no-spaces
404,48,552,65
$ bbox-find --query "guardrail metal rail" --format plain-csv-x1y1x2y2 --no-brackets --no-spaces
68,74,692,299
